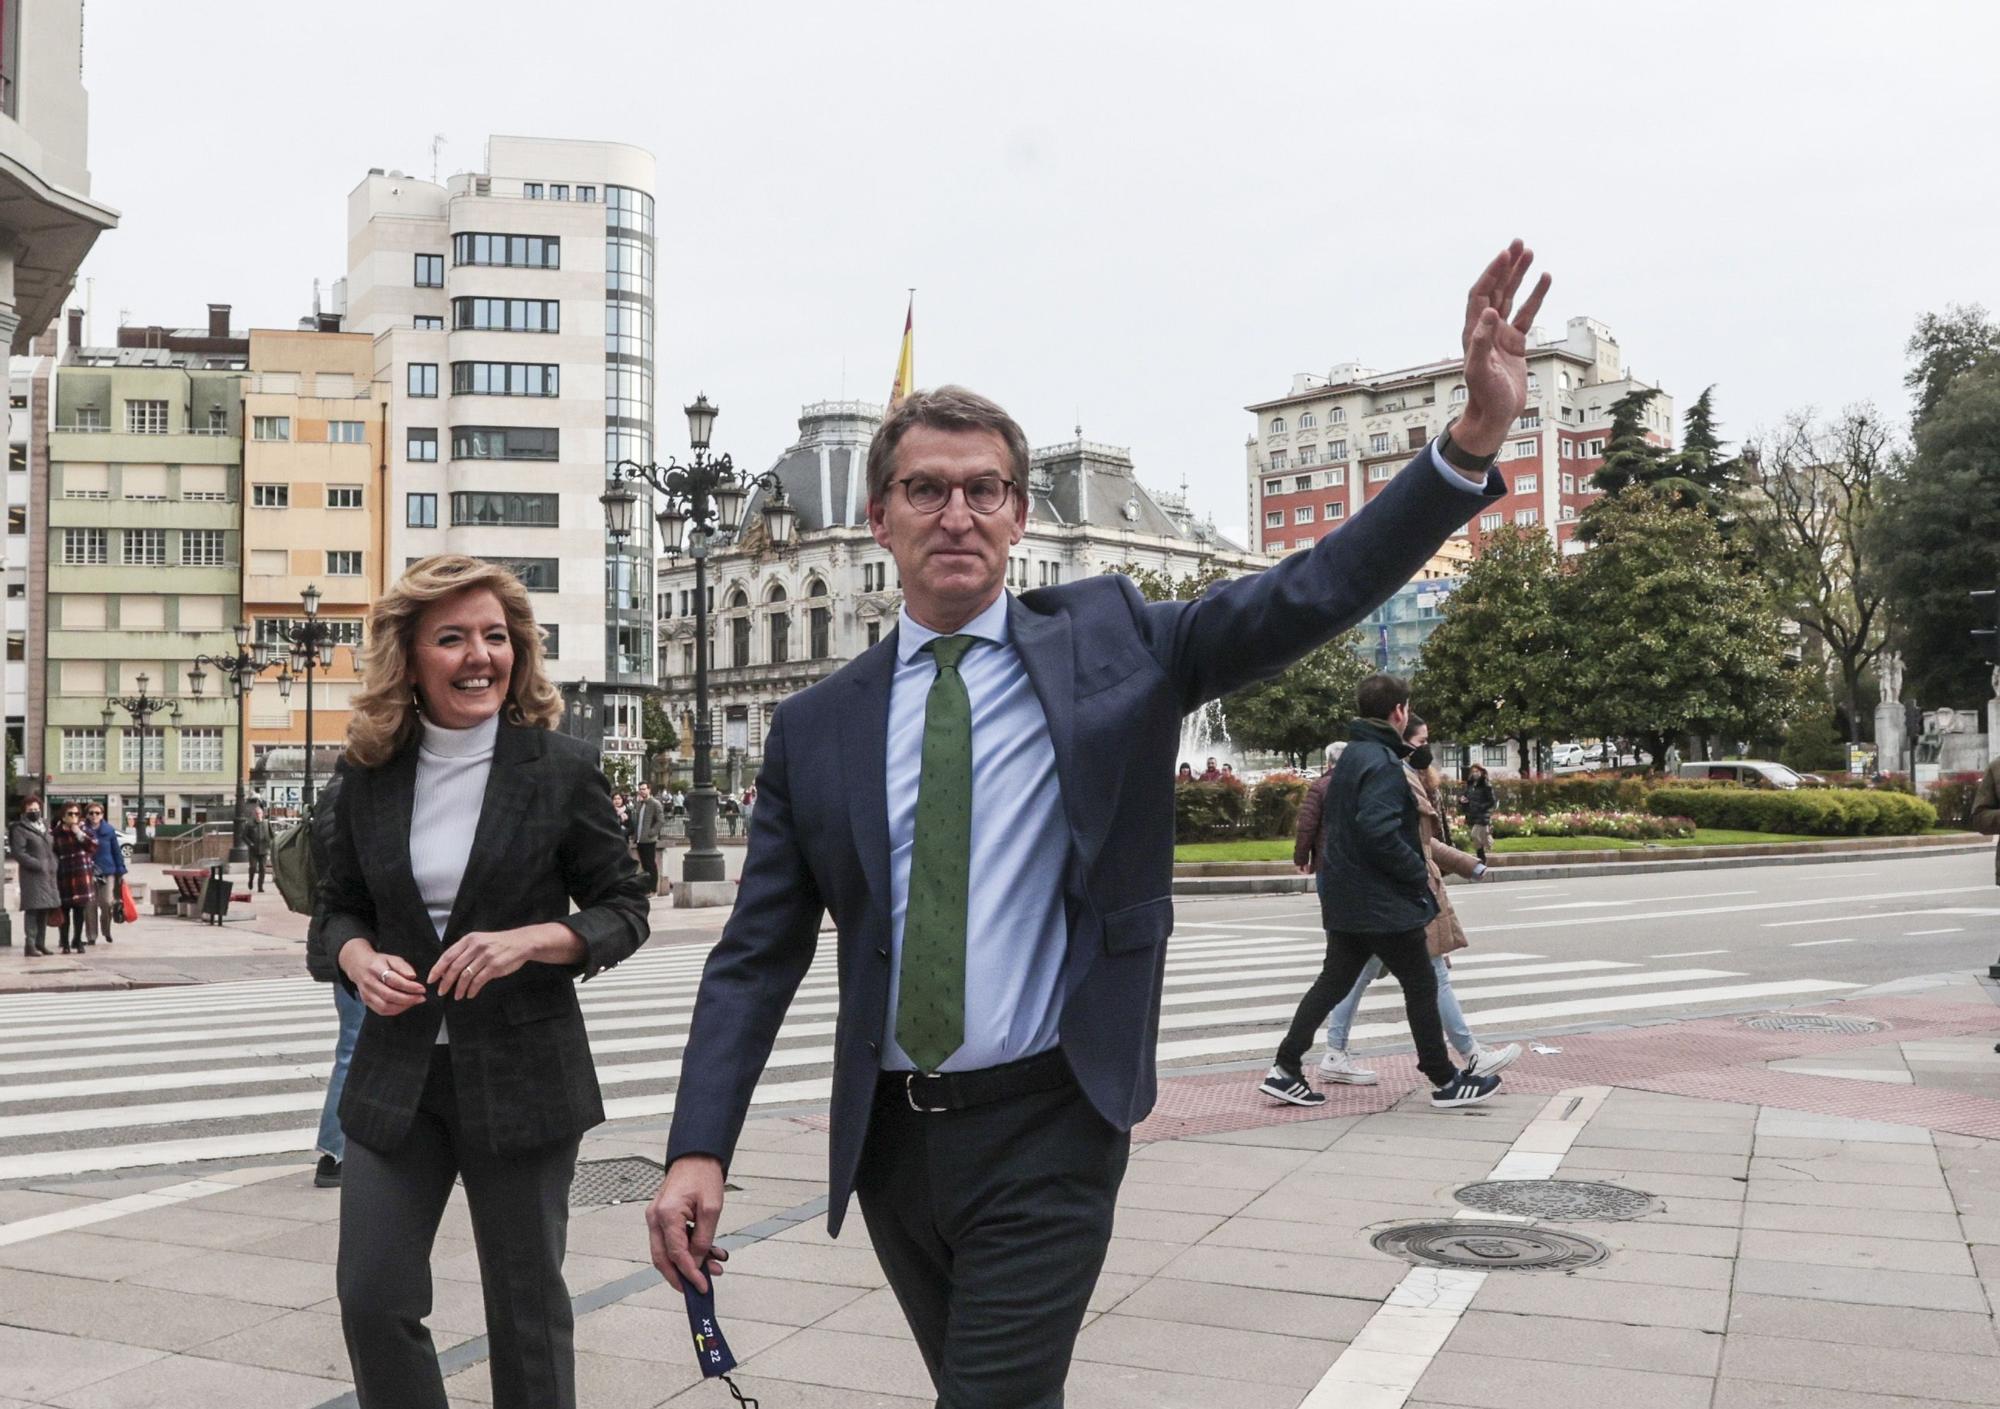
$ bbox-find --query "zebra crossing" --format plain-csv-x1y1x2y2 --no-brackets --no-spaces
0,925,1858,1182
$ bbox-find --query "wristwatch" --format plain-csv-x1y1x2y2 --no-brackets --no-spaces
1439,423,1499,478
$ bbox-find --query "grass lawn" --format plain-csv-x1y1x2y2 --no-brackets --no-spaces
1175,828,1845,863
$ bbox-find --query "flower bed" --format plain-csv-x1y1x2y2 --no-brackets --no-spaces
1490,810,1695,841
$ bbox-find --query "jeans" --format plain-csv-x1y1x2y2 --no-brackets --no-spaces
317,982,365,1162
1276,927,1457,1086
1322,953,1477,1059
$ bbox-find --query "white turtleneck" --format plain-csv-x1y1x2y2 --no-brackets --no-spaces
411,711,500,1043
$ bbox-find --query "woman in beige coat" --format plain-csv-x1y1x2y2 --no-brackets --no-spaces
1313,716,1523,1085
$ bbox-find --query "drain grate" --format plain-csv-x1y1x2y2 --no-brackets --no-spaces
1371,1221,1610,1272
1454,1180,1659,1222
569,1155,665,1209
1743,1013,1885,1036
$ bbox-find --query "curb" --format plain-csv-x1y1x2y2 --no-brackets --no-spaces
1174,838,1995,896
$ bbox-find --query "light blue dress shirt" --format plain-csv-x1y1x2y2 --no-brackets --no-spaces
881,592,1069,1072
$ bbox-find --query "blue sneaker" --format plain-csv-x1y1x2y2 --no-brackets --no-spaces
1431,1069,1501,1109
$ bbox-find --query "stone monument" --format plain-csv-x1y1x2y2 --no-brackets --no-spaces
1875,651,1908,775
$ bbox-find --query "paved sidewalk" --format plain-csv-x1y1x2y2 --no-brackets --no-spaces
2,973,1999,1406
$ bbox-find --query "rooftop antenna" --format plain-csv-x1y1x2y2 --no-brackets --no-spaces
431,133,447,183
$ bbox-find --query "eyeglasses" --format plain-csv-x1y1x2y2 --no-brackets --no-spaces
894,475,1017,516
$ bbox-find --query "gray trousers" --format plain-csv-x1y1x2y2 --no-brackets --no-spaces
336,1053,580,1409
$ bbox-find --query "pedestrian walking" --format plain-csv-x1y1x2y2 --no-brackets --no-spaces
1462,762,1497,863
650,235,1535,1404
321,555,649,1409
304,773,359,1190
1313,715,1519,1086
82,802,124,944
242,803,271,893
10,796,57,957
1261,673,1504,1110
631,780,665,894
1972,756,2000,882
50,803,96,953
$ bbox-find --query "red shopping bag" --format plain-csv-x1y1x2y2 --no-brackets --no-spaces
119,878,138,925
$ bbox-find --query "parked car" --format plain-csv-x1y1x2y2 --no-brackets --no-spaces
1677,759,1803,791
1550,743,1587,770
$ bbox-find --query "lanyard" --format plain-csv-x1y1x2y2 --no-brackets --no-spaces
683,1276,758,1407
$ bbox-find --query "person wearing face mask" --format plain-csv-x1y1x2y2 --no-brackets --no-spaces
1462,763,1497,864
319,555,651,1409
9,796,58,958
1310,714,1520,1087
50,803,98,954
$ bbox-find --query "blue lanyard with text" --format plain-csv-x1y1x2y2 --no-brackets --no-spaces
683,1275,758,1407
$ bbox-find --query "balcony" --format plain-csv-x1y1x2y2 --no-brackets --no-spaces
662,657,842,692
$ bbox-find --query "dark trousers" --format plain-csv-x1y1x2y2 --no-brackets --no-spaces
60,905,86,948
636,841,658,893
1276,926,1458,1086
856,1065,1129,1408
248,853,267,890
22,910,45,951
337,1052,580,1409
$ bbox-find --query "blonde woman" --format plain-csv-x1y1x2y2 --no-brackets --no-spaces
320,556,650,1409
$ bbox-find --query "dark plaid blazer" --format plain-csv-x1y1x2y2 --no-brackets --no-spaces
320,720,651,1155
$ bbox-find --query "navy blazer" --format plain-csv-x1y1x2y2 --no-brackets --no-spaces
666,448,1499,1232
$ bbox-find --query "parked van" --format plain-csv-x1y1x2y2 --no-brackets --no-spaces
1677,759,1804,791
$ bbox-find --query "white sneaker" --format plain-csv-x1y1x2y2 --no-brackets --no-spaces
1316,1049,1379,1085
1469,1043,1521,1078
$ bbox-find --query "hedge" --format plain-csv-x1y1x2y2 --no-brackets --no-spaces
1250,773,1308,840
1491,810,1694,841
1929,773,1987,828
1643,786,1936,836
1490,775,1653,813
1175,780,1245,840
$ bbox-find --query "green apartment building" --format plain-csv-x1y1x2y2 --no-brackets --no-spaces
41,352,244,830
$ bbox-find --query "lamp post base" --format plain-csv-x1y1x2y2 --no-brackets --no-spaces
672,879,736,909
681,785,728,885
228,844,249,866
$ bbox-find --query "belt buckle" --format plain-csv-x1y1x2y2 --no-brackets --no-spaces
905,1072,945,1113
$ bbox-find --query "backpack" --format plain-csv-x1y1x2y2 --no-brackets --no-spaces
270,804,318,915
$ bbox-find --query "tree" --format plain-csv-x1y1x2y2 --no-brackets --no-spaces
1567,489,1804,768
1219,631,1370,767
1873,356,2000,706
641,695,680,786
1586,388,1665,497
1905,303,2000,430
1103,560,1232,604
1411,526,1573,770
1666,387,1750,537
1741,405,1894,740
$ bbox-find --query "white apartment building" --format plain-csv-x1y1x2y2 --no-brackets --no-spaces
653,400,1264,779
341,135,658,771
1245,317,1673,560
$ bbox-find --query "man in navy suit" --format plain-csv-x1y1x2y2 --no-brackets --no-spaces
650,242,1550,1406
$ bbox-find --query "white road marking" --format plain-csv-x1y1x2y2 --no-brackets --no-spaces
1905,928,1965,936
1791,938,1859,947
1651,949,1729,958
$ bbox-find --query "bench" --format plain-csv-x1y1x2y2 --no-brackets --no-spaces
163,867,251,920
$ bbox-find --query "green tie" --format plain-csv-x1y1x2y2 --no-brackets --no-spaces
898,634,975,1073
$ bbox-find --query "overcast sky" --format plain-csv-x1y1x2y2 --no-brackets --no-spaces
75,0,2000,544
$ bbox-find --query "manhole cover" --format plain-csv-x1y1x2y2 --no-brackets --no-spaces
569,1155,665,1208
1454,1180,1659,1222
1371,1221,1610,1272
1743,1013,1884,1035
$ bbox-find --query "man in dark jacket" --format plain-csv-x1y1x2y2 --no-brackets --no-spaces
1462,763,1497,863
301,775,359,1188
1260,673,1501,1110
241,803,271,892
1972,758,2000,885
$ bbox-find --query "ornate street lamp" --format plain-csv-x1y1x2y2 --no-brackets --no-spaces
104,672,176,857
188,619,278,865
601,394,796,894
271,585,340,809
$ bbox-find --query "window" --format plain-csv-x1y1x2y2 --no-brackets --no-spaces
1263,478,1282,496
1587,438,1605,455
255,616,363,649
1328,440,1347,461
450,491,559,527
550,184,569,201
62,528,106,565
60,729,105,772
769,609,790,665
1559,439,1573,458
866,621,882,648
1262,508,1282,527
1479,512,1503,532
863,561,887,592
63,464,108,499
252,416,290,441
541,623,560,659
407,428,438,462
252,483,290,508
577,186,596,203
1296,446,1316,465
123,529,165,566
1330,407,1346,423
1559,371,1572,390
125,400,168,434
1562,505,1577,521
1515,475,1538,495
1293,475,1312,493
326,550,363,576
481,557,558,592
810,605,830,659
207,406,229,431
328,485,364,510
1369,463,1394,482
451,297,560,333
414,315,444,331
120,728,165,772
1269,417,1286,434
1511,439,1536,459
408,363,438,398
74,406,103,430
524,182,544,199
1324,502,1345,520
414,253,444,288
1526,373,1540,393
1515,508,1540,527
451,362,559,397
1268,453,1286,470
1561,473,1575,494
407,492,437,528
1451,385,1467,403
1324,465,1346,487
1517,411,1542,429
178,728,223,773
451,426,559,460
1369,432,1390,454
1294,506,1315,524
1299,412,1316,429
328,421,367,444
731,614,751,667
181,529,227,566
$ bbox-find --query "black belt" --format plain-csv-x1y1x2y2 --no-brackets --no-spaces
878,1048,1073,1113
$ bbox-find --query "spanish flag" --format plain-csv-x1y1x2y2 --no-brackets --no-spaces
887,294,914,407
